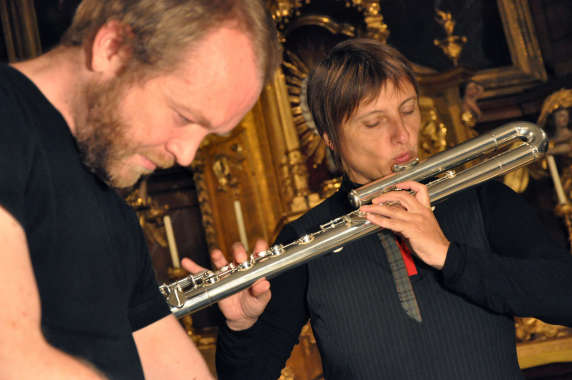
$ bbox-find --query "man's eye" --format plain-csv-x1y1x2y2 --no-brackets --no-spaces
176,112,191,125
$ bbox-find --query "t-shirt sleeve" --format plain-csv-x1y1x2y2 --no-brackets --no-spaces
127,211,171,331
0,88,37,227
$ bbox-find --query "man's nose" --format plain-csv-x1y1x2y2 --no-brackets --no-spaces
165,130,206,167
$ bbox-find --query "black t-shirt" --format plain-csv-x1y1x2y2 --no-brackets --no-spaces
0,64,170,379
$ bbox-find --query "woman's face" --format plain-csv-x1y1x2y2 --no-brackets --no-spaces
331,80,421,184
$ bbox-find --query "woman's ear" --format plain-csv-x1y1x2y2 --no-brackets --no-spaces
323,133,335,151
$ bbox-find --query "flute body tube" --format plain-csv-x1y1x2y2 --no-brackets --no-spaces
160,121,547,318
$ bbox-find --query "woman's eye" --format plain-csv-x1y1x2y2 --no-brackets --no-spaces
402,108,415,115
363,117,386,128
363,121,379,128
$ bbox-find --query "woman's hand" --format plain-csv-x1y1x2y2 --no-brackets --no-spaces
360,181,450,269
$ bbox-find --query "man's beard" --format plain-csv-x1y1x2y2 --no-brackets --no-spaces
74,76,152,189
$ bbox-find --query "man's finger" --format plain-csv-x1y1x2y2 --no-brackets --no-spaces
232,242,249,263
253,238,269,253
211,248,229,269
180,257,205,274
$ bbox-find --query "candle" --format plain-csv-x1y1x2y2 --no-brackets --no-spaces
163,215,180,268
139,179,147,203
233,200,249,251
547,155,568,204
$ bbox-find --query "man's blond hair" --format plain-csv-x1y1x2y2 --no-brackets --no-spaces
61,0,281,83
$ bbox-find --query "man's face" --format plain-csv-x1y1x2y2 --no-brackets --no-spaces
75,27,263,188
335,79,421,184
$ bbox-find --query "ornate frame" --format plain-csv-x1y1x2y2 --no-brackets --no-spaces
0,0,41,61
472,0,547,98
269,0,547,100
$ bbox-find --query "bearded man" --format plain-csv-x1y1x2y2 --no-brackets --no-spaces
0,1,279,379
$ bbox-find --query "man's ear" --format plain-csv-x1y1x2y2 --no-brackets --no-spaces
323,133,335,151
89,20,132,77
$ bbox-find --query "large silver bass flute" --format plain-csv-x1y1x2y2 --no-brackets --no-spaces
160,121,548,319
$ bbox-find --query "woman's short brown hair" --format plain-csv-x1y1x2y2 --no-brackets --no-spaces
306,38,418,170
61,0,280,83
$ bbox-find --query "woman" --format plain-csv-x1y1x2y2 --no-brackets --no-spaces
188,39,572,380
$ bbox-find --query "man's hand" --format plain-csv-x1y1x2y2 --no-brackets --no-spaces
360,181,450,269
181,239,271,331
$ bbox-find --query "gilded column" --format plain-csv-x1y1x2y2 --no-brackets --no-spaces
262,70,320,215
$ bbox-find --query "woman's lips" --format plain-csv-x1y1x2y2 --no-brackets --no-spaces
393,152,413,164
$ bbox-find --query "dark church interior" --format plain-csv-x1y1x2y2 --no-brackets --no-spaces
1,0,572,378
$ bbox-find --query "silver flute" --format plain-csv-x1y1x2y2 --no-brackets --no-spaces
160,121,547,319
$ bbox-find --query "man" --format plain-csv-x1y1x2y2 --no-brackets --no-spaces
204,39,572,379
0,0,279,379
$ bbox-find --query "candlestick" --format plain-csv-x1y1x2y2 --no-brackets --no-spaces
233,200,249,251
163,215,180,268
547,155,568,204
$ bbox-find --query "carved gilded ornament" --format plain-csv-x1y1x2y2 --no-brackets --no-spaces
191,160,218,250
433,9,467,68
125,180,169,248
211,145,246,195
418,97,448,159
263,70,322,215
537,89,572,127
278,366,295,380
534,89,572,193
283,49,329,170
502,91,572,194
190,128,249,252
345,0,389,42
515,317,571,343
268,0,388,43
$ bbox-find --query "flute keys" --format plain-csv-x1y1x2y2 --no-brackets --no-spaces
237,260,253,271
299,234,314,244
270,244,284,256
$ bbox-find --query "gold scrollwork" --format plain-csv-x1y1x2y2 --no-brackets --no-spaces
418,97,448,159
212,145,245,194
268,0,311,36
269,0,388,43
278,366,295,380
191,157,219,250
537,89,572,127
125,180,169,248
515,317,571,343
345,0,389,42
283,48,326,169
433,9,467,67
